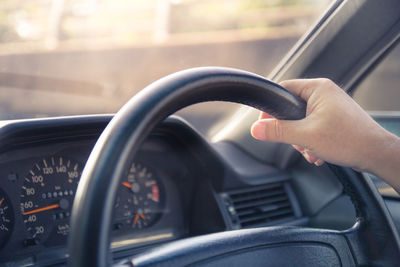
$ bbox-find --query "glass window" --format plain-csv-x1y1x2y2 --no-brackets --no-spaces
0,0,332,121
353,42,400,112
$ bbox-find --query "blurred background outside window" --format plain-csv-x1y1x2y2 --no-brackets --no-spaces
0,0,331,130
353,42,400,112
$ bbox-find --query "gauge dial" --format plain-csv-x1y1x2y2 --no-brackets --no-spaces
113,163,164,232
20,156,82,247
0,189,13,248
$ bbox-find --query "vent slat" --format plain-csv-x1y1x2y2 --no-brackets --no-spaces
237,201,290,216
225,182,295,228
234,195,288,210
266,208,294,218
238,207,293,224
237,203,290,218
231,189,285,203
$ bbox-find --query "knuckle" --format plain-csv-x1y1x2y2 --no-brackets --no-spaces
318,78,334,87
273,120,284,140
279,80,290,87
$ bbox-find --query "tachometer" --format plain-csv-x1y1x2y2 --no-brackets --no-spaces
20,156,82,247
113,163,164,232
0,189,13,248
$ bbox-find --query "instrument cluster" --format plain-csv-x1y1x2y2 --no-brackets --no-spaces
0,136,190,265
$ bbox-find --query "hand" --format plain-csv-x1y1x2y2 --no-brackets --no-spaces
257,111,325,167
251,79,400,189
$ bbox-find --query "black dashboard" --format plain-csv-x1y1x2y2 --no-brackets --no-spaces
0,115,308,266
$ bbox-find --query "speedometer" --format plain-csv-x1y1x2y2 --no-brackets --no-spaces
20,156,82,247
113,163,164,232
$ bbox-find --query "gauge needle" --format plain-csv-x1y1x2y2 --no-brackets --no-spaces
133,214,146,225
122,182,132,189
0,199,3,206
23,204,60,215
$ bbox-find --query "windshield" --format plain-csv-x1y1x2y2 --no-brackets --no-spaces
0,0,331,121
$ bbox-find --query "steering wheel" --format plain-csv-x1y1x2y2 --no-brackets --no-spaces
68,67,400,266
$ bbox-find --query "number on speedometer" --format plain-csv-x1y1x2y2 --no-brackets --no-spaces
20,156,82,247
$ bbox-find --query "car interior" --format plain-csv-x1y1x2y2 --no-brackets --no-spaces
0,0,400,266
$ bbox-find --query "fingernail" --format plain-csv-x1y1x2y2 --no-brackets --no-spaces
306,152,318,163
314,159,324,166
251,121,266,140
303,153,312,164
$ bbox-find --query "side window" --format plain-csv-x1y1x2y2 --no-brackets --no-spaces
352,42,400,111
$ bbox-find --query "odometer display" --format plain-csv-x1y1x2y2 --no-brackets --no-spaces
20,156,82,247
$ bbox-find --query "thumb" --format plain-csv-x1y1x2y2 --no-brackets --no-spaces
251,118,301,144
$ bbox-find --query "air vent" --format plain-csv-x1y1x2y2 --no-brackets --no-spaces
221,182,296,229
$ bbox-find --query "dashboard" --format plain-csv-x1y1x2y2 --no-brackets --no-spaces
0,115,312,266
0,116,207,266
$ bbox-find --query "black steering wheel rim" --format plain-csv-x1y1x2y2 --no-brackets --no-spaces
68,67,400,266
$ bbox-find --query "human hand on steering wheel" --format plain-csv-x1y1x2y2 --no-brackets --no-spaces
251,78,400,192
